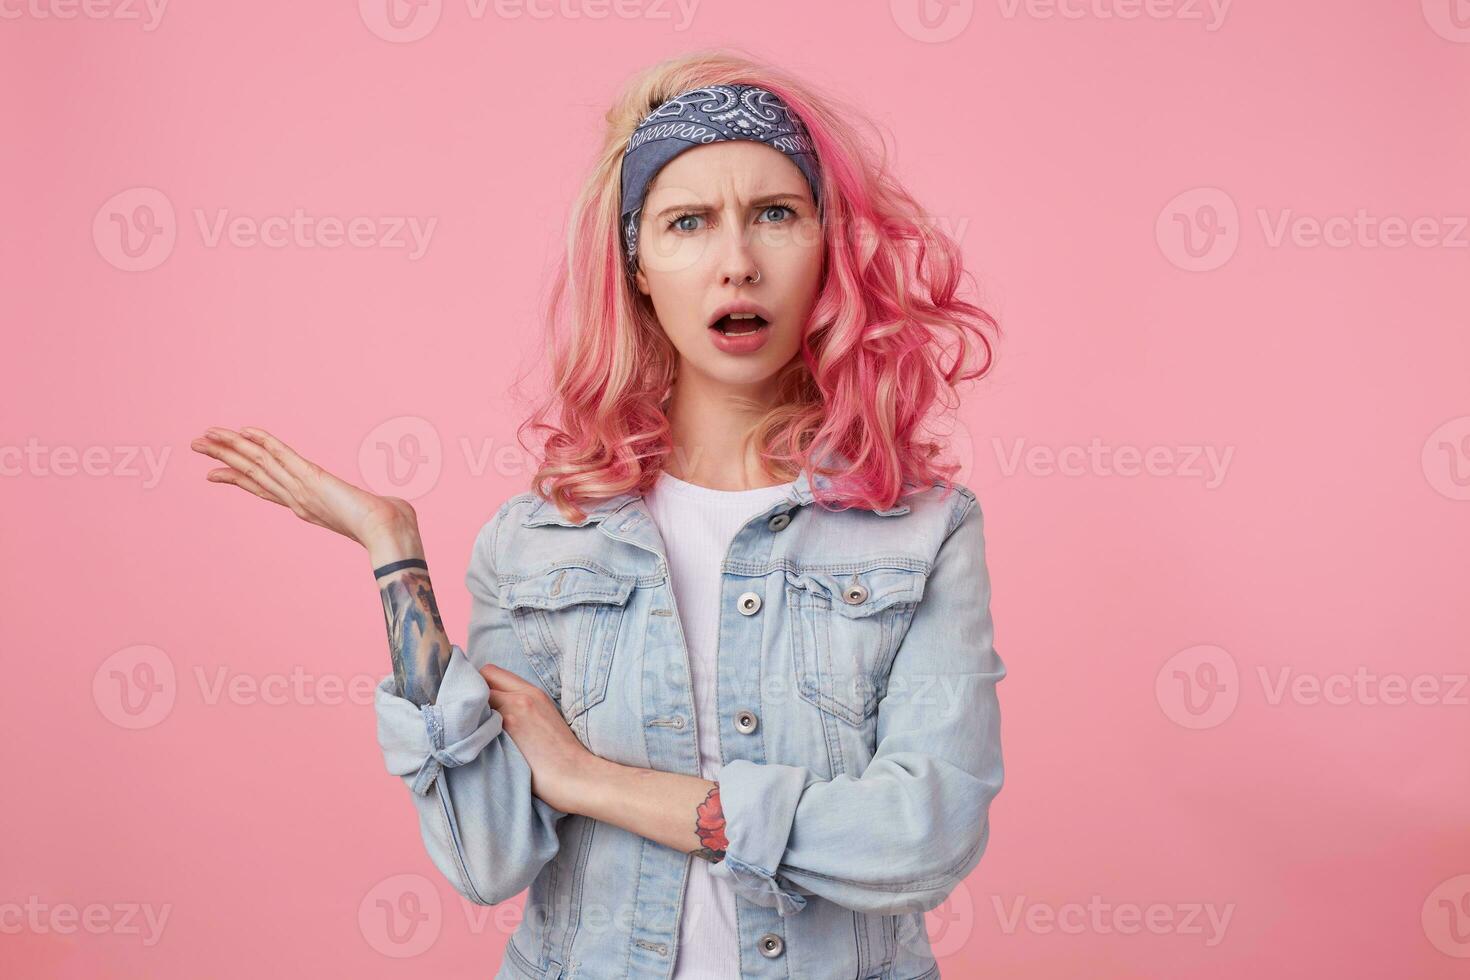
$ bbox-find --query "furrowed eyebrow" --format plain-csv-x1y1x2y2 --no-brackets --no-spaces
651,193,807,222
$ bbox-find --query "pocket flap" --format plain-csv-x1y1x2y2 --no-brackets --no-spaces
785,565,927,619
499,565,635,611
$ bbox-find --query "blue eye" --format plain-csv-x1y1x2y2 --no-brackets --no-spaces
665,202,799,233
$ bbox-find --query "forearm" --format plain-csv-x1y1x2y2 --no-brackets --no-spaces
571,757,729,862
367,526,450,707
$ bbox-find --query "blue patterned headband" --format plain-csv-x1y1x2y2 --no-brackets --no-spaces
619,83,822,276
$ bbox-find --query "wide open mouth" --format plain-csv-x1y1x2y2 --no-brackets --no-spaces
710,314,770,333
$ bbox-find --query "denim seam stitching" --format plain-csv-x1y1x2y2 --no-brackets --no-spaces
558,818,595,972
620,837,650,979
433,780,488,905
782,830,984,893
726,555,931,577
538,848,561,970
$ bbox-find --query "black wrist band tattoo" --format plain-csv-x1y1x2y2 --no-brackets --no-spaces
374,558,428,579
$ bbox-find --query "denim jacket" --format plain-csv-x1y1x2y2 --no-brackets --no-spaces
374,461,1006,979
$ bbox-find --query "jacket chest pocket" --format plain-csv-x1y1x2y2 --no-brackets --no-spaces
785,564,929,727
498,565,635,721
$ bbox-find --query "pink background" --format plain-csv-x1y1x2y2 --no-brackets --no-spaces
4,1,1469,977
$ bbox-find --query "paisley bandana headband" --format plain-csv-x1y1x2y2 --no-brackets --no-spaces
619,83,822,276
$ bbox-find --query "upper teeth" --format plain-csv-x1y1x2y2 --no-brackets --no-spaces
729,313,758,319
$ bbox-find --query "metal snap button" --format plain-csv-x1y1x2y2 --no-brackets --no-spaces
842,583,869,604
737,591,762,615
758,932,784,958
767,512,791,532
735,709,758,734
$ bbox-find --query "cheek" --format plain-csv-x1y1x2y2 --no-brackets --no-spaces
645,282,707,351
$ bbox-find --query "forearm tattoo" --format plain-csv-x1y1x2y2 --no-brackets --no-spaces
379,568,450,707
692,784,728,863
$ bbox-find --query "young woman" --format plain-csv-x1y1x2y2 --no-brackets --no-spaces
191,52,1005,980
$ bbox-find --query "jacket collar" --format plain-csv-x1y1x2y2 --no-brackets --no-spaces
521,451,911,528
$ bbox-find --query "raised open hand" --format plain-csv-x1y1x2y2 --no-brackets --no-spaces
190,426,417,547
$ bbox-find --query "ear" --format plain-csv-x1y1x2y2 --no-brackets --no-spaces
635,264,650,296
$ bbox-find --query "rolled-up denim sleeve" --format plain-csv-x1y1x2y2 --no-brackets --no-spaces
374,501,567,906
708,491,1006,916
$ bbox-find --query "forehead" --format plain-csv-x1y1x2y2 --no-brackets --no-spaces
644,140,810,204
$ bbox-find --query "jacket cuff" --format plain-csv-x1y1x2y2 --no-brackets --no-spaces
707,759,814,916
374,643,505,796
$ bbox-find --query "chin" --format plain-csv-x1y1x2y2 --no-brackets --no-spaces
696,358,786,386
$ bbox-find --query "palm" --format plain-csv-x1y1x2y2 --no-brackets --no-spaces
191,426,417,545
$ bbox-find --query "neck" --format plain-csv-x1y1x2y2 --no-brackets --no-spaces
663,373,793,491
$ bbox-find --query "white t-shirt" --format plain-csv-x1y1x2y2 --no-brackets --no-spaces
642,468,799,980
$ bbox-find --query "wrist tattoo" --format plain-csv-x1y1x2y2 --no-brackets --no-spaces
379,568,449,707
692,783,728,863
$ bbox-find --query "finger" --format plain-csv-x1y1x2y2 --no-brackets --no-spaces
239,427,319,484
206,428,299,494
205,467,289,507
480,663,535,691
194,436,288,501
195,442,331,529
195,430,296,506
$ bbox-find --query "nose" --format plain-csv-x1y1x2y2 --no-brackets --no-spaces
716,221,760,287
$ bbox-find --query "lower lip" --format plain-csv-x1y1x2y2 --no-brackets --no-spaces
708,322,772,354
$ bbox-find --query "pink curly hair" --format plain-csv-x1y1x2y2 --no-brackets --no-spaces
512,49,1000,524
